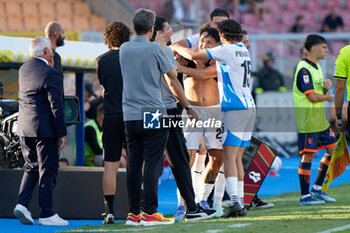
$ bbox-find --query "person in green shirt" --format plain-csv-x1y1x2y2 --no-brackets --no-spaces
334,45,350,133
84,104,103,166
293,34,337,206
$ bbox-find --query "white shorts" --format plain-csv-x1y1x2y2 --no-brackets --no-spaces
222,109,255,147
183,104,223,150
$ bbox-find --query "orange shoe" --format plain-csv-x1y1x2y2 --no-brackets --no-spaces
141,212,175,226
125,213,141,226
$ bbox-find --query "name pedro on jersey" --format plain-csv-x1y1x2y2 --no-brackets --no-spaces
235,51,249,57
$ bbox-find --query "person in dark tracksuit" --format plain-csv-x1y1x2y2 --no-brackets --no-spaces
151,16,217,221
95,21,132,224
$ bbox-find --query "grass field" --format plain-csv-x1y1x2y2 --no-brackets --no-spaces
60,183,350,233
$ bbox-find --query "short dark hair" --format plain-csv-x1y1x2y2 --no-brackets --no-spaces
218,19,242,42
304,34,326,51
104,21,131,48
133,8,155,35
242,30,248,35
151,16,167,41
210,8,229,21
200,27,220,43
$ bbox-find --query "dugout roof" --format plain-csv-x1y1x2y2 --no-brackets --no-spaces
0,35,108,72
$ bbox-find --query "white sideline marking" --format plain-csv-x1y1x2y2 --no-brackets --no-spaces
65,222,251,233
227,223,251,228
318,223,350,233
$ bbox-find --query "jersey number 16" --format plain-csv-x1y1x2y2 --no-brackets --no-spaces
241,60,251,88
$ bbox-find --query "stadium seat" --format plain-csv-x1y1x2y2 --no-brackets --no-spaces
265,0,283,13
56,2,72,17
303,14,319,28
7,16,24,31
340,11,350,29
262,14,280,28
285,0,303,11
132,2,144,9
72,1,91,17
305,0,323,11
72,16,91,31
0,17,8,31
56,16,73,31
147,1,163,14
281,13,296,27
0,2,5,16
40,15,56,29
5,2,22,16
214,0,222,8
38,2,55,17
325,0,342,10
330,41,347,55
22,2,38,17
90,14,107,32
24,0,42,2
316,10,329,23
23,15,41,31
229,13,238,22
241,13,259,28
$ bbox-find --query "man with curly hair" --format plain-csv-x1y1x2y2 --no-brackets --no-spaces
95,21,132,224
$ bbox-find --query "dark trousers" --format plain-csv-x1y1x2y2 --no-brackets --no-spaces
165,108,196,211
124,120,168,215
17,137,59,218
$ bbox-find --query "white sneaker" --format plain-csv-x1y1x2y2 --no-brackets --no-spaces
13,204,34,225
38,214,68,226
213,204,224,218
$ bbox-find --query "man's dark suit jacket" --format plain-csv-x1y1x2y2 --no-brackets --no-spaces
17,57,67,138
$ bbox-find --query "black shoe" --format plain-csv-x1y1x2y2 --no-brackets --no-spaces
102,213,115,224
237,207,247,217
250,196,274,210
184,204,216,221
223,202,241,218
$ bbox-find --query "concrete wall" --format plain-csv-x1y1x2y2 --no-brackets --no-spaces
0,167,128,219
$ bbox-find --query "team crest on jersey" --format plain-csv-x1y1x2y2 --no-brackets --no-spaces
303,75,310,84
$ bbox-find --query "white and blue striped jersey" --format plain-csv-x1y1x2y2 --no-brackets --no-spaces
206,42,255,111
185,34,200,48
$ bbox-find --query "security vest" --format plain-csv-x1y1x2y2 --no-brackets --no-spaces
84,119,103,166
293,60,329,133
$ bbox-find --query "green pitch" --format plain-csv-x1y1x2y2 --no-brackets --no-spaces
60,183,350,233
